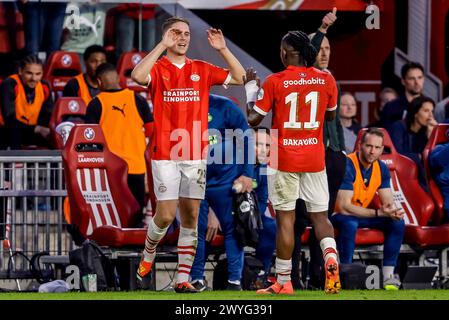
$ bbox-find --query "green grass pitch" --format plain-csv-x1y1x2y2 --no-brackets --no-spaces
0,289,449,300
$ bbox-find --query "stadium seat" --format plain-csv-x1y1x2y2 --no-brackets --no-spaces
44,51,82,95
62,124,146,247
116,52,148,93
354,128,449,248
422,123,449,224
49,97,87,149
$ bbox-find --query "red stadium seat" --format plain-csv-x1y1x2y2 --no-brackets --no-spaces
422,124,449,224
300,227,385,246
49,97,87,149
354,128,449,248
44,51,82,95
117,52,148,93
62,124,146,247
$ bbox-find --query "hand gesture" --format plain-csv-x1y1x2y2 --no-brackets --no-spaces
233,175,253,193
380,203,404,221
320,7,337,32
426,117,438,138
161,27,180,48
206,209,221,242
207,28,226,51
242,67,260,86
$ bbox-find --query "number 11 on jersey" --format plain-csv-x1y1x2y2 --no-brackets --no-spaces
284,91,320,130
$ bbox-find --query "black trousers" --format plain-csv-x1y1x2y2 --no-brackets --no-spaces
291,149,347,289
6,121,50,150
127,173,145,227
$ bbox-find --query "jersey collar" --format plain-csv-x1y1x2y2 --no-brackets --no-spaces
161,56,192,67
286,65,308,71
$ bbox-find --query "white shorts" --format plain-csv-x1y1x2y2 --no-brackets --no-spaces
267,167,329,212
151,160,206,201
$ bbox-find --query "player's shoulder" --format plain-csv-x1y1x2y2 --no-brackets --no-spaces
310,67,335,80
263,72,284,84
377,158,389,173
190,59,218,68
209,94,239,110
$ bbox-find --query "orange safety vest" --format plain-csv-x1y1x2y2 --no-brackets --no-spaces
96,88,146,174
9,74,45,126
347,152,381,208
75,74,93,105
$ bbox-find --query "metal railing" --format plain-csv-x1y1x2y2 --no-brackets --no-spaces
0,151,74,279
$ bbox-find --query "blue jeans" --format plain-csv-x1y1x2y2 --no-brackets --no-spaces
19,2,67,57
330,214,405,266
256,215,276,273
191,185,244,282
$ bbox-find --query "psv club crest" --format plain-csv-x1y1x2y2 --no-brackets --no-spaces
190,74,200,82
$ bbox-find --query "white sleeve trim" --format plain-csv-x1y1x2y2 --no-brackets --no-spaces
146,74,151,88
327,105,337,112
222,73,232,89
253,105,268,116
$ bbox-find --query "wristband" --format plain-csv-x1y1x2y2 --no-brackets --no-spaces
245,80,259,103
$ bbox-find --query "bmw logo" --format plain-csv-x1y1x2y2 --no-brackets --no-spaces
61,54,72,66
84,128,95,141
132,54,142,65
68,100,79,112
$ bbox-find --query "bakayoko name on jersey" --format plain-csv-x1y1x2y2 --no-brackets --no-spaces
163,89,200,102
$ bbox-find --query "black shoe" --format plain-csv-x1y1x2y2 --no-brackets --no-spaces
191,280,210,292
226,282,242,291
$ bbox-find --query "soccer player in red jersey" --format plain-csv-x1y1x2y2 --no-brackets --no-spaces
131,17,247,293
245,30,341,294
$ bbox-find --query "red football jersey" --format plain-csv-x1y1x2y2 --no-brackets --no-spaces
148,56,230,160
254,66,338,172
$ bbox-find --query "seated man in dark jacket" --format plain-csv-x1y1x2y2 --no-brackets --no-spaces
429,141,449,222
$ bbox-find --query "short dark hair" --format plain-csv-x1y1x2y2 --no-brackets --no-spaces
405,95,435,129
361,127,384,144
401,61,424,79
19,54,43,69
253,126,270,135
282,30,317,67
95,63,117,78
83,45,107,62
380,87,397,97
162,16,190,34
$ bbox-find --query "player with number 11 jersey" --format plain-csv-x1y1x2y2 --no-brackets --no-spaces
253,65,338,172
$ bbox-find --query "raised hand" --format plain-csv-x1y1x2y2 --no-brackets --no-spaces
320,7,337,32
243,67,260,87
161,27,180,48
207,28,226,51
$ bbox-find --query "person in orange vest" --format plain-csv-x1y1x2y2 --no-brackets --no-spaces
85,63,154,227
332,127,405,290
0,54,53,150
63,45,107,105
